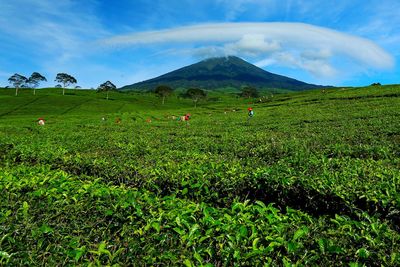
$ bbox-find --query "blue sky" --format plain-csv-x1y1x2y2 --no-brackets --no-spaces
0,0,399,88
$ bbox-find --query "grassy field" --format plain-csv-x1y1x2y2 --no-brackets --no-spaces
1,85,400,266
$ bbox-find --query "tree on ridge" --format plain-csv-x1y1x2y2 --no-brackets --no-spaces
97,80,117,100
186,88,207,108
27,72,47,95
154,85,173,105
240,86,259,98
8,73,28,96
55,73,77,95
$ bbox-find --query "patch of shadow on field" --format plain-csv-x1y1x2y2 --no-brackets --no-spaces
236,181,400,232
50,161,147,188
0,143,14,164
263,103,287,108
12,154,400,231
47,165,400,231
328,93,400,101
353,198,400,231
299,99,322,104
0,97,41,117
235,182,354,218
46,158,356,220
60,99,91,115
386,132,400,146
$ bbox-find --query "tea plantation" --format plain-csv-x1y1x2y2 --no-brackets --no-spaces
1,86,400,266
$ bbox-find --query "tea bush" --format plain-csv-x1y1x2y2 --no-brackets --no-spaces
1,85,400,265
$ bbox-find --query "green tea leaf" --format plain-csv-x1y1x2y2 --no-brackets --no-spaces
182,188,188,195
318,238,327,254
287,241,298,253
356,248,370,259
39,224,53,234
152,222,161,233
75,246,86,261
183,259,193,267
293,226,309,241
0,251,11,259
252,238,260,250
194,251,202,263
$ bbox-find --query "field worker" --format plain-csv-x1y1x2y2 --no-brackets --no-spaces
179,113,191,125
37,118,45,125
247,107,254,123
248,107,254,117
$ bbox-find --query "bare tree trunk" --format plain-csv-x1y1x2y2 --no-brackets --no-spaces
63,82,66,95
33,88,36,95
15,87,18,96
162,96,165,105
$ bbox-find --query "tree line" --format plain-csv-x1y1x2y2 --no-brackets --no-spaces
6,72,259,106
154,85,208,107
7,72,78,96
8,72,47,96
5,72,209,106
6,72,119,98
153,85,259,106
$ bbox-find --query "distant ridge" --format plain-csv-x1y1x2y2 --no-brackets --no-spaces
120,56,324,91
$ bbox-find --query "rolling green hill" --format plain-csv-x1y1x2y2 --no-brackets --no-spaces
0,87,250,119
120,56,325,92
1,85,400,265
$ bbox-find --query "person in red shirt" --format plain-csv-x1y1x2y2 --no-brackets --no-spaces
247,108,254,123
180,113,191,125
37,118,45,125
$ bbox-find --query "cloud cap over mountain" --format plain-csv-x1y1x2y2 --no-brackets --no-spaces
102,22,394,79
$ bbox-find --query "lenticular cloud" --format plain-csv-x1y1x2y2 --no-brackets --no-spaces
102,22,394,74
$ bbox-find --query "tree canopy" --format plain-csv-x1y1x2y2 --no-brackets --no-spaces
8,73,28,96
98,81,117,92
240,86,259,98
98,81,117,100
185,88,207,107
154,85,173,104
28,72,47,95
28,72,47,88
55,73,77,95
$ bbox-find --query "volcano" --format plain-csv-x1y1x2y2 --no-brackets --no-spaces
120,56,324,91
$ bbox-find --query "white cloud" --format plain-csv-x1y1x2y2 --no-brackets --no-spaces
101,22,394,78
301,49,332,60
302,59,337,78
0,0,110,87
255,52,337,80
192,46,227,58
254,58,276,67
0,0,107,62
225,34,281,56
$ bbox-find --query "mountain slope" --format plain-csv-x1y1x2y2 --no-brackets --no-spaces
120,56,323,91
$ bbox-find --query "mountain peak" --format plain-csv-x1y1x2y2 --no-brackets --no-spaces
120,56,323,91
199,55,247,65
201,55,241,61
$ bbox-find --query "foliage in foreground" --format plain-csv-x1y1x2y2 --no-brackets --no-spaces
0,85,400,265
